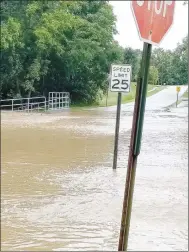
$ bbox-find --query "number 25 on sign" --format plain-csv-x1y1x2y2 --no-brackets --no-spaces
110,64,132,93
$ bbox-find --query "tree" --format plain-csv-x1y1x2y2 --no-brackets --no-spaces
148,66,159,85
151,48,174,85
1,17,24,97
150,36,188,85
1,1,53,98
172,36,188,85
123,47,141,81
1,1,123,103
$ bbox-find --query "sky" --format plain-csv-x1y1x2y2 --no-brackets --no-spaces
110,1,188,50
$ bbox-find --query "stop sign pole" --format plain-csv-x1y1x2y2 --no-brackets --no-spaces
118,1,175,251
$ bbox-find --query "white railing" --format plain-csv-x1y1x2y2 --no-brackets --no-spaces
1,92,70,112
0,96,46,112
48,92,70,110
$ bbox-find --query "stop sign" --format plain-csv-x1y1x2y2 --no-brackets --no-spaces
131,0,175,45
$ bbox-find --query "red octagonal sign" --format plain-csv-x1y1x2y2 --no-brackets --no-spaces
131,0,175,46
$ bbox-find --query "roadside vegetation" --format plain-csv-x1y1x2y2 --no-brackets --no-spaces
71,83,165,108
182,90,188,99
1,1,188,106
97,84,165,107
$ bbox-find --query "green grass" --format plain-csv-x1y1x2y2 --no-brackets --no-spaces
146,85,165,97
174,89,188,107
98,83,165,107
182,89,188,99
99,82,136,107
70,83,165,110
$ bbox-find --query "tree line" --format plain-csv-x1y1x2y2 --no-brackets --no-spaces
1,1,188,104
125,35,188,87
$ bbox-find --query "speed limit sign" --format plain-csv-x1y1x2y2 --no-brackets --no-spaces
110,64,132,93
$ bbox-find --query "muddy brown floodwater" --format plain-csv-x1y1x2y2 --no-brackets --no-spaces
1,102,188,251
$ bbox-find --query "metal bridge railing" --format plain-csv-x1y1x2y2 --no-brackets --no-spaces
1,93,70,112
48,92,70,110
0,97,47,112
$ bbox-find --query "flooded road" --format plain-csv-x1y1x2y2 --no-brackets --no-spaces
1,87,188,251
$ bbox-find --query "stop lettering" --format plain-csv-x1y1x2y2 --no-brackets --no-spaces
131,0,175,45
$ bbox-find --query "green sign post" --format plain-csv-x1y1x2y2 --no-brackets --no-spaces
118,42,152,251
118,1,176,251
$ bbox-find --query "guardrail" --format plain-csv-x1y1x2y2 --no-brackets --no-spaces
1,92,70,112
0,97,46,112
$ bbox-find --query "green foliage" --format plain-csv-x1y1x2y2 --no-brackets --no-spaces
1,0,187,103
172,36,188,85
1,0,123,103
148,66,159,85
123,47,142,81
151,36,188,85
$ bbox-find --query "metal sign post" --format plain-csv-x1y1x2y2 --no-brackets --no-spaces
176,92,179,108
113,92,122,170
118,1,176,251
109,64,132,170
106,74,111,107
118,42,152,250
176,86,180,108
106,86,109,107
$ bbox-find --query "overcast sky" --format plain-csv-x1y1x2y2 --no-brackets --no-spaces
110,1,188,50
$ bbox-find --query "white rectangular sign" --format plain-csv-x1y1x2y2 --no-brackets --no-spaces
110,64,132,93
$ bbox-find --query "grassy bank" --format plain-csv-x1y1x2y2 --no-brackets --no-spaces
97,83,165,107
182,89,188,99
99,82,136,107
71,83,165,109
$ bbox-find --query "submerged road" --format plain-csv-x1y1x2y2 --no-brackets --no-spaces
145,85,188,110
1,85,188,251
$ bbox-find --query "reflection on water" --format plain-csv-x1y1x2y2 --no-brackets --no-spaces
1,105,188,251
